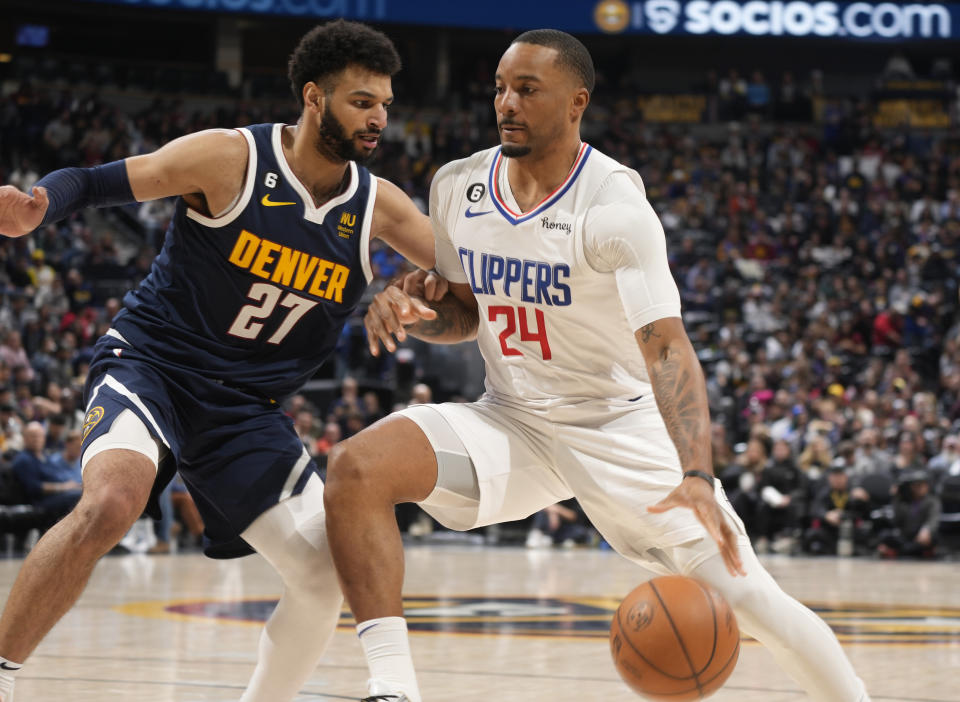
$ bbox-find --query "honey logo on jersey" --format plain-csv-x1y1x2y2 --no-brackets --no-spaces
337,211,356,239
82,406,105,442
540,217,572,235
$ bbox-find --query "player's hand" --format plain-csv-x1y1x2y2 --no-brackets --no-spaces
648,477,745,577
400,268,448,301
364,285,436,357
0,185,48,238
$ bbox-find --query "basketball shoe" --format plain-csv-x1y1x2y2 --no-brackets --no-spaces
362,678,411,701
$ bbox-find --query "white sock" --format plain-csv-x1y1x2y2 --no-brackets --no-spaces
357,616,421,702
0,656,20,701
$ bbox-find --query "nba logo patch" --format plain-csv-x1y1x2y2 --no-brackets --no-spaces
82,406,105,442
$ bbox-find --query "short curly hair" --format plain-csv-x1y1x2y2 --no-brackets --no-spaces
288,20,401,110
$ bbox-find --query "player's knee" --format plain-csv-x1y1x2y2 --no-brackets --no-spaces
282,547,341,595
325,438,383,503
72,483,146,546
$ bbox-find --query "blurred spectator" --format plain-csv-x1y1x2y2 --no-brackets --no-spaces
12,421,81,522
8,159,39,193
44,414,67,453
0,331,34,383
330,376,362,431
876,471,940,559
726,437,768,544
0,404,24,453
804,462,868,555
47,427,82,492
798,434,833,483
152,473,204,554
755,439,806,553
928,434,959,489
294,409,319,458
362,391,386,425
525,500,594,549
852,428,894,478
746,71,771,117
409,383,432,405
892,432,926,479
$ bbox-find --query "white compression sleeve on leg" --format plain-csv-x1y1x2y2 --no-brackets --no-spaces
239,474,344,702
357,616,422,702
689,545,868,702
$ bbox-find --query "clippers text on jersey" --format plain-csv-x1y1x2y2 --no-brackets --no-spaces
459,247,571,306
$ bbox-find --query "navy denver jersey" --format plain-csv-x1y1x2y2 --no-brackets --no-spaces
114,123,375,400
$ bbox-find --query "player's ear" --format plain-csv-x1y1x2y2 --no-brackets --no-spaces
571,87,589,121
303,82,324,114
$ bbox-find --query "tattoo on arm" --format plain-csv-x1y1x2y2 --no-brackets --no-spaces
648,344,710,470
407,293,478,343
640,323,661,344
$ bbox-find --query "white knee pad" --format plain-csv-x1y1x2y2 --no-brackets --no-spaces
239,474,344,702
243,474,341,594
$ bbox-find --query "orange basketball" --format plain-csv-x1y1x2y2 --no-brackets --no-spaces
609,575,740,700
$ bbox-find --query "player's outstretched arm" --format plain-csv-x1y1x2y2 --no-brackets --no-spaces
0,129,246,240
638,317,745,577
371,177,437,271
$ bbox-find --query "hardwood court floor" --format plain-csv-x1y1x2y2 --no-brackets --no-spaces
1,545,956,701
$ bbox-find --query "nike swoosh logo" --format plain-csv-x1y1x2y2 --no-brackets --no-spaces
0,662,21,670
358,623,380,637
465,206,493,218
261,194,297,207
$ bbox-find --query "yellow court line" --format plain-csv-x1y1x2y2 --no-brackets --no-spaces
115,595,960,646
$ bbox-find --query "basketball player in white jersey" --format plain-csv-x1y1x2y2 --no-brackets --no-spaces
324,30,871,702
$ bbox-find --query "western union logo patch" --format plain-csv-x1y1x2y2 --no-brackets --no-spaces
337,211,356,239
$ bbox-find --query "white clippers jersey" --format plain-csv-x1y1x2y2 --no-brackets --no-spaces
431,144,682,412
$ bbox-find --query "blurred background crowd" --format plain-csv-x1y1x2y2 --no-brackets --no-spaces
1,1,959,559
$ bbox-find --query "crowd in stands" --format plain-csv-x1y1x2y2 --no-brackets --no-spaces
0,50,958,558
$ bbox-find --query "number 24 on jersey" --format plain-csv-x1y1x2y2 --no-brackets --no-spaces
489,305,551,360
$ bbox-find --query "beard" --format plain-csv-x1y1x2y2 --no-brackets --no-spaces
315,108,378,164
498,119,531,158
501,143,531,158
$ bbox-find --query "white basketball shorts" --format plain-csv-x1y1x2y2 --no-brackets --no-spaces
398,395,748,574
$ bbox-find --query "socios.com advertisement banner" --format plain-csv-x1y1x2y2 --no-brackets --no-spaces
76,0,959,39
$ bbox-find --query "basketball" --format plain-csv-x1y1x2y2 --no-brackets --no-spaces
610,576,740,700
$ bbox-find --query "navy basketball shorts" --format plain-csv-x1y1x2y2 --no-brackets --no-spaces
82,333,318,557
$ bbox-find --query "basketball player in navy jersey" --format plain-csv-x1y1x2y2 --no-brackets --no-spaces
324,30,872,702
0,20,436,702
